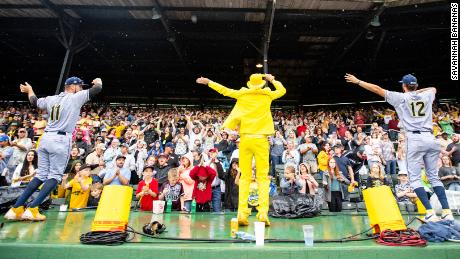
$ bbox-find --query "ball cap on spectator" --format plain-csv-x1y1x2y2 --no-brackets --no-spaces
398,171,408,175
96,143,106,150
116,155,126,160
158,153,168,158
143,165,155,171
79,164,92,171
333,143,344,149
0,135,9,142
165,142,175,148
64,76,87,86
121,143,130,148
209,148,218,153
399,74,418,86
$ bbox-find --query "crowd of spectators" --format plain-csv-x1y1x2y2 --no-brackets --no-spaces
0,102,459,212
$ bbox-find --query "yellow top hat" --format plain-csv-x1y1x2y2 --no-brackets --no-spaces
246,74,266,89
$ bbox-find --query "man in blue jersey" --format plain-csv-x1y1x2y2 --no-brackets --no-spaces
4,77,102,221
345,73,453,222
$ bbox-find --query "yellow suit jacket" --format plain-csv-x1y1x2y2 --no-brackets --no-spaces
208,80,286,135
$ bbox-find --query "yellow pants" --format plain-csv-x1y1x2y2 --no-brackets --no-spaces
238,135,270,215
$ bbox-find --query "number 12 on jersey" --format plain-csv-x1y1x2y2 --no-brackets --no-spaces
50,104,61,122
409,101,426,117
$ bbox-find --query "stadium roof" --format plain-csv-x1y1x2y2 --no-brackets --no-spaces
0,0,455,105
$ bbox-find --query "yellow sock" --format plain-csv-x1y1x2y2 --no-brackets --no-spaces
442,209,452,215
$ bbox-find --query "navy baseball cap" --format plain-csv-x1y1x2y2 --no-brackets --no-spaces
0,135,9,142
165,142,175,148
64,76,87,86
399,74,418,85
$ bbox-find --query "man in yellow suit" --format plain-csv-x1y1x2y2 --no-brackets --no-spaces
196,74,286,226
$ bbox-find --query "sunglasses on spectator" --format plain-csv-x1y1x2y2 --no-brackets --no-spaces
19,131,26,133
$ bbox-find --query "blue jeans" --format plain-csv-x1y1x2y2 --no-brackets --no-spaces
385,160,397,175
271,155,282,177
211,186,222,212
448,183,460,191
184,200,192,212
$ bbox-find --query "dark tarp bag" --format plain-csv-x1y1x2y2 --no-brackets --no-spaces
0,186,51,213
269,189,323,219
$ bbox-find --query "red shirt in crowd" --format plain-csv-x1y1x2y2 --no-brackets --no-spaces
355,114,365,126
189,166,216,204
136,178,159,211
337,124,347,138
389,119,399,130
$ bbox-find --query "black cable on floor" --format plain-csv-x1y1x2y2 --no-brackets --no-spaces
80,231,130,245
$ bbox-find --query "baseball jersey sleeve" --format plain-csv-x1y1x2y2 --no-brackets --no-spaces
385,90,405,107
36,97,48,110
426,90,436,104
72,89,90,107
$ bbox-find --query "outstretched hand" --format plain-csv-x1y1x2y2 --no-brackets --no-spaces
19,82,32,93
196,77,210,85
344,73,360,84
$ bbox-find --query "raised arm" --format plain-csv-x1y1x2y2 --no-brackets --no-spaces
344,73,385,98
196,77,241,99
88,78,103,99
265,74,286,100
19,82,38,107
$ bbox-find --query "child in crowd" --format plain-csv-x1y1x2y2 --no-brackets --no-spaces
61,164,92,209
366,162,389,188
395,171,418,204
298,163,319,195
323,158,350,212
136,165,159,211
224,158,239,211
280,165,302,195
87,182,103,207
178,153,195,212
159,168,185,211
189,165,216,212
58,160,82,198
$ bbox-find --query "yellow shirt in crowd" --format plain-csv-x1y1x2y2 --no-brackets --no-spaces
68,177,92,209
317,150,329,172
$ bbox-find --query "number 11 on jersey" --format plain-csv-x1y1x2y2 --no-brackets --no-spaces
50,104,61,122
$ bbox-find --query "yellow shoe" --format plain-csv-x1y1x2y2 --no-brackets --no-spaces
237,208,251,226
4,206,25,220
21,207,46,221
256,212,271,227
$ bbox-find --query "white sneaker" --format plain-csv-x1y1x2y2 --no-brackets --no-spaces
422,213,440,223
21,207,46,221
4,206,24,220
441,213,455,221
